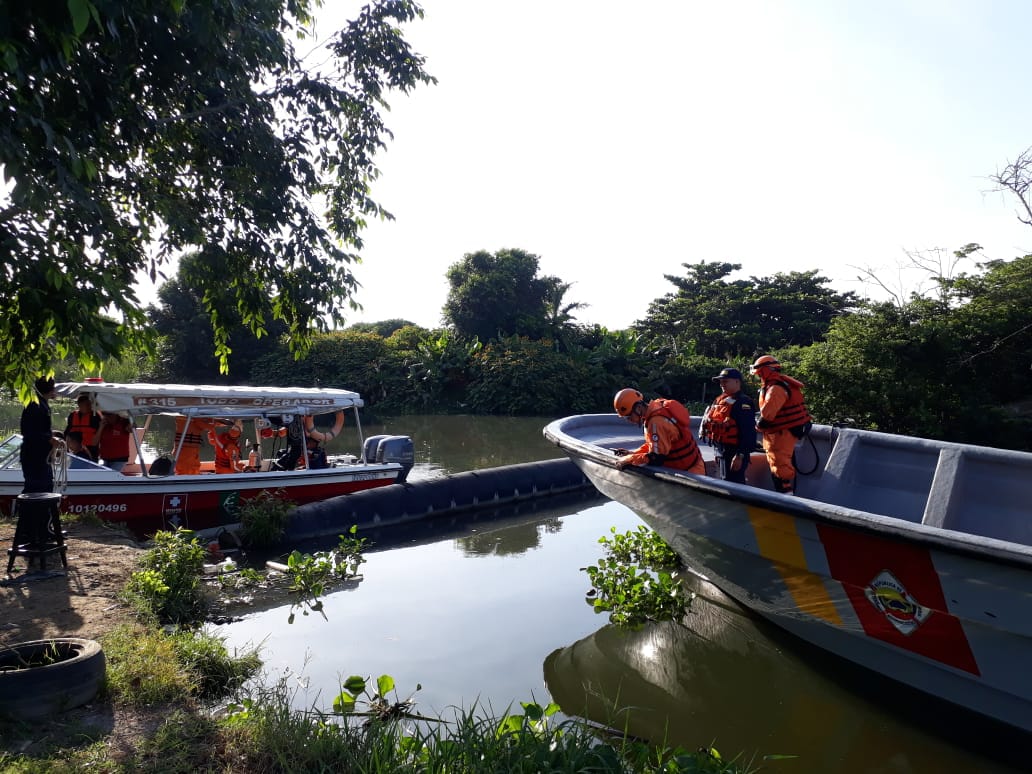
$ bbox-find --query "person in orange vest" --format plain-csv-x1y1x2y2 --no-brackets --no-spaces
65,395,101,460
701,367,757,484
96,412,133,472
750,355,813,494
173,416,215,475
611,388,705,475
208,423,245,474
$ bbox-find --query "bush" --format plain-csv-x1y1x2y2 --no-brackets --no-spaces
123,529,208,625
239,489,295,548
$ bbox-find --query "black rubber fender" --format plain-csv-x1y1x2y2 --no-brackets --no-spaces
0,638,106,719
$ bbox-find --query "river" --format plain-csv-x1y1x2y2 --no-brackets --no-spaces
215,414,1027,773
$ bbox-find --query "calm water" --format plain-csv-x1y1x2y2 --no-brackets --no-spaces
216,415,1028,773
5,400,1026,770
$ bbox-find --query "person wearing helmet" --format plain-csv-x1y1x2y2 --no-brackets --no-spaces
611,388,705,474
700,368,757,484
749,355,813,494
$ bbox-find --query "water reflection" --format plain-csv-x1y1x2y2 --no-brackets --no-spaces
544,573,1029,774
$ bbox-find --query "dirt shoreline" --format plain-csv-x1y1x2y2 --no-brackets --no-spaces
1,517,146,644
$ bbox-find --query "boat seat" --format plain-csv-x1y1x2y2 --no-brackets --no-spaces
932,449,1032,546
809,430,936,523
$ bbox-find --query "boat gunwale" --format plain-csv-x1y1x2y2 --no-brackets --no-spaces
543,415,1032,571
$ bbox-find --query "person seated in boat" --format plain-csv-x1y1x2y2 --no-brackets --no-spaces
96,412,133,472
64,430,97,462
270,416,306,471
302,437,329,470
750,355,813,495
174,416,216,475
700,368,757,484
611,388,705,475
208,422,245,474
65,394,101,460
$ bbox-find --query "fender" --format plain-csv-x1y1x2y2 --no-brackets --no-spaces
304,411,345,442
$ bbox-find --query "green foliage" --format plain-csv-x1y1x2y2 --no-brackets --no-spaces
466,336,606,415
584,526,690,628
795,254,1032,448
284,526,369,623
1,1,434,396
103,623,260,705
239,489,296,548
223,674,751,773
147,252,288,383
123,528,208,625
443,248,585,342
635,261,858,361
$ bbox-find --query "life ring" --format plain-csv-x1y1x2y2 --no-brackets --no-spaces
304,411,345,442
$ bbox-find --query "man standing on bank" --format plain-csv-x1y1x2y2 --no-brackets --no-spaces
612,388,706,475
750,355,813,495
20,376,62,493
701,368,757,484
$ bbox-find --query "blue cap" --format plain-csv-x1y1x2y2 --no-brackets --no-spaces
712,368,744,381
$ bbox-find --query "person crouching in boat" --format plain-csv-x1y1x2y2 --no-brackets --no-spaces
208,423,245,474
611,388,705,475
750,355,813,495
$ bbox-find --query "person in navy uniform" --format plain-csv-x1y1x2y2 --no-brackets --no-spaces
20,376,62,493
700,368,757,484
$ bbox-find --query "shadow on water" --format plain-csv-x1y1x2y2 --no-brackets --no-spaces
287,487,606,559
544,571,1031,774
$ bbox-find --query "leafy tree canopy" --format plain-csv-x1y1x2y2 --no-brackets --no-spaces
635,261,859,359
147,252,288,384
442,248,583,342
1,0,434,400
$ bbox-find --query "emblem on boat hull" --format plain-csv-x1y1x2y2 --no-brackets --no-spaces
864,570,930,635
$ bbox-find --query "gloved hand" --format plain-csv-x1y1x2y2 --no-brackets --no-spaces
755,417,771,430
612,448,632,456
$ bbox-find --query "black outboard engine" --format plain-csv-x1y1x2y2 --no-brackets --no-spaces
363,434,415,483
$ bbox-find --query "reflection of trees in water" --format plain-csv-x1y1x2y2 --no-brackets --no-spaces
370,415,557,472
456,516,562,557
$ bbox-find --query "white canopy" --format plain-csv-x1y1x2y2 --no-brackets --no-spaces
55,382,364,417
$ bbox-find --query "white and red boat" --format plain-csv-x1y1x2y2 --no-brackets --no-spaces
1,381,413,536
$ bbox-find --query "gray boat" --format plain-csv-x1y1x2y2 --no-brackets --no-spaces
543,413,1032,733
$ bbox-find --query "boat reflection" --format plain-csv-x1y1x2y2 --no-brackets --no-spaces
544,572,1028,774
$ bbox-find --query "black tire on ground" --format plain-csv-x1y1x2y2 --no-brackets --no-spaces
0,638,106,719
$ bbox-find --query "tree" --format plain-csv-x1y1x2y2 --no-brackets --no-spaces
442,248,560,341
635,261,857,359
1,1,434,399
147,253,287,383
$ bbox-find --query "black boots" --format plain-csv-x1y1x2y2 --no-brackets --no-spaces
772,474,794,494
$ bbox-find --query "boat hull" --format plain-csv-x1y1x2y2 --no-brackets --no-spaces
544,414,1032,734
0,468,398,537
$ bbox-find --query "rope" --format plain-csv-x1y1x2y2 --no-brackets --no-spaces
49,442,70,493
792,432,820,477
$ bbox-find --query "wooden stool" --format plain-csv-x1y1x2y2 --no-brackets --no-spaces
6,492,67,574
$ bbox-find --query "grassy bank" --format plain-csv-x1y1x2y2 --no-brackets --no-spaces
0,528,752,773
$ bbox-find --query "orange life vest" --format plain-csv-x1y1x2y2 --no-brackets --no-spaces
759,376,812,432
644,399,703,471
702,395,740,446
66,410,99,447
208,429,242,474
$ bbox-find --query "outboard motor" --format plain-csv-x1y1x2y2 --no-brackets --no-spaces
362,434,390,465
375,435,415,484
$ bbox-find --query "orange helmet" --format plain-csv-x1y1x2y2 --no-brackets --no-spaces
750,355,781,375
613,388,644,417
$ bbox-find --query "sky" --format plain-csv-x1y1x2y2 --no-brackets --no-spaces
185,1,1032,330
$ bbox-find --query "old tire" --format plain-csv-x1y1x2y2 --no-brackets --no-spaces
0,638,106,719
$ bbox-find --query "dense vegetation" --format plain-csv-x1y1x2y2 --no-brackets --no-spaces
116,247,1031,450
